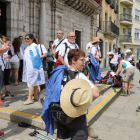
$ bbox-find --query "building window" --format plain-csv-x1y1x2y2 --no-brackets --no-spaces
135,9,140,20
75,30,81,48
128,28,131,37
135,28,139,39
57,15,62,30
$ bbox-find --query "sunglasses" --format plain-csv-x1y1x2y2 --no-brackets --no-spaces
25,38,30,40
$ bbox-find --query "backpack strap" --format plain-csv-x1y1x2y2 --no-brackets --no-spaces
55,38,65,49
40,44,43,55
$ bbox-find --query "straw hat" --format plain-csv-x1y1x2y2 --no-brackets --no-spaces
60,79,93,118
125,49,132,54
92,37,100,44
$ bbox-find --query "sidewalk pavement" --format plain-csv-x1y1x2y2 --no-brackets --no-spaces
89,67,140,140
0,66,112,140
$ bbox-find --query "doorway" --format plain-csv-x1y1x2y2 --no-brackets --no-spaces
75,30,81,48
0,2,7,36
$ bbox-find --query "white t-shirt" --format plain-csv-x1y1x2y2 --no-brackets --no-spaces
3,50,11,69
121,60,133,70
10,46,24,62
75,72,94,89
91,46,99,58
125,54,133,61
107,52,118,64
37,44,47,58
109,71,116,79
58,41,79,67
86,42,100,58
52,38,67,52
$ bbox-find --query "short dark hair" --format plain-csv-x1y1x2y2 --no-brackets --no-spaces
118,57,123,62
49,41,53,44
25,34,37,44
19,36,23,38
68,49,85,65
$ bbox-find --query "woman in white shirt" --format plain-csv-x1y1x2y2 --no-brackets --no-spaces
124,49,136,66
10,38,23,85
22,34,45,105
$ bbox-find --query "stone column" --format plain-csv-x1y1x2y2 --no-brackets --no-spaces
39,0,46,45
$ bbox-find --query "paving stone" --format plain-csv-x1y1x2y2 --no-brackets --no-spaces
110,124,140,138
88,129,129,140
97,116,134,128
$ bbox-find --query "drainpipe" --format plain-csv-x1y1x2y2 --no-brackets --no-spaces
96,14,100,36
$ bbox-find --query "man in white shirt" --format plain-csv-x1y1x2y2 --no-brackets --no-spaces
19,36,26,54
52,30,67,55
57,32,79,67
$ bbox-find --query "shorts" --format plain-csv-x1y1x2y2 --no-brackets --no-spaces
124,68,134,82
0,67,4,91
57,114,88,140
110,63,118,71
10,62,19,68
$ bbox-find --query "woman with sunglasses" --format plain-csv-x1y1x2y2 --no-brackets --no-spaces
22,34,45,105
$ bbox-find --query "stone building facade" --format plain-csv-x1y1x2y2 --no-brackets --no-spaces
0,0,102,49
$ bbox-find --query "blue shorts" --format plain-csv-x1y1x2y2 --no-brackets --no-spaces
0,67,4,91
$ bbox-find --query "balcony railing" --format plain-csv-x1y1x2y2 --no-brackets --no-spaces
119,35,132,42
105,0,111,4
110,0,115,9
120,14,132,22
94,0,102,5
114,4,118,13
103,21,119,36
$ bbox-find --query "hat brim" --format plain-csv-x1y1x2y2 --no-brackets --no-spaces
60,79,93,118
92,40,101,44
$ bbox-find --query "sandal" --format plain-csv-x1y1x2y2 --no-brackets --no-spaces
22,100,33,105
14,83,19,86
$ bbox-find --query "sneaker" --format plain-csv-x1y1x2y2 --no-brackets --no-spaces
0,132,4,137
127,91,130,95
120,91,127,96
5,91,14,97
88,126,98,138
0,101,9,107
136,106,140,112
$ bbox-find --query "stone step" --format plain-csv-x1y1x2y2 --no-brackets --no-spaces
0,84,122,131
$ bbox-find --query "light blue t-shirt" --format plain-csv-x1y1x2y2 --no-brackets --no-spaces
21,43,26,54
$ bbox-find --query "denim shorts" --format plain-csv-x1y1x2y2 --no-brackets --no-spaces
0,66,4,91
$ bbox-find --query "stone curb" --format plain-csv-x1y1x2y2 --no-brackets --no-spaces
88,87,123,126
0,86,120,129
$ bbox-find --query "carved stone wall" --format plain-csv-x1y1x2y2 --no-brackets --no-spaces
3,0,98,48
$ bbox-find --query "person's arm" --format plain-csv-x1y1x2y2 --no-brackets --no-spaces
132,55,136,63
0,45,10,53
51,47,55,56
40,45,47,59
117,62,122,76
92,85,99,98
106,52,111,58
99,50,101,58
58,55,68,66
4,55,11,59
41,53,47,59
93,53,102,62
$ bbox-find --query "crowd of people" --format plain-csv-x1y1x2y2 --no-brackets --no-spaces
0,6,137,139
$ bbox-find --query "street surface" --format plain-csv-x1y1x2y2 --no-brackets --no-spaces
0,67,140,140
